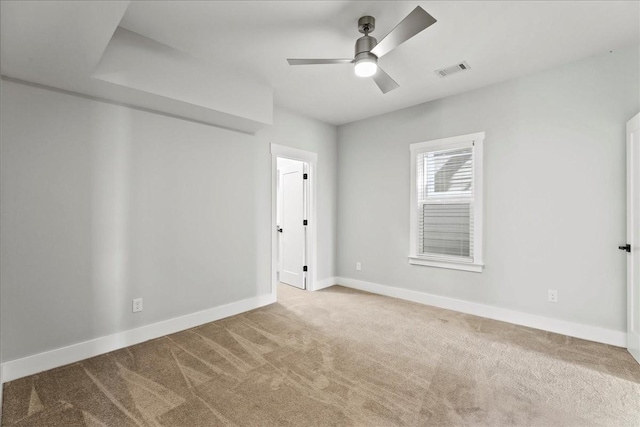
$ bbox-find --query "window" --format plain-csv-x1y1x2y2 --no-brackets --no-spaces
409,132,484,272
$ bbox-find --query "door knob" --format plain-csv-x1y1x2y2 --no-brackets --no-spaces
277,227,283,233
619,244,630,252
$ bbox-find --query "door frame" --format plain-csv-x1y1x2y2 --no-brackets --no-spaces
271,144,318,298
627,112,640,363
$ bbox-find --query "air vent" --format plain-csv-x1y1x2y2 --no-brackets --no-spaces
435,61,471,78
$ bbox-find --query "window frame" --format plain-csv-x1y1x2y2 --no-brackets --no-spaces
409,132,485,273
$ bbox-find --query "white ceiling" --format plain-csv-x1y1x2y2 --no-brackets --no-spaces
0,1,274,133
119,1,640,125
2,1,638,128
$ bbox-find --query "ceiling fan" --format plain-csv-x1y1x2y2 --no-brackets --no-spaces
287,6,437,94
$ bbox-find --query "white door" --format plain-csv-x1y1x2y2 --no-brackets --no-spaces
278,159,306,289
626,112,640,364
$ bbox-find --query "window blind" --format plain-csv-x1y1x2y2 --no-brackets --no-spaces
417,146,474,261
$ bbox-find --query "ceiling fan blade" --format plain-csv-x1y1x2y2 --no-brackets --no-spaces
287,58,353,65
372,67,399,94
370,6,437,58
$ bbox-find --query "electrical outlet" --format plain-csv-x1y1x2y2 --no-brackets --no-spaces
133,298,143,313
356,262,361,271
547,290,558,303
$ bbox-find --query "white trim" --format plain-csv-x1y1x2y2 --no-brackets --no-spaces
0,364,3,423
271,144,318,293
409,132,485,271
335,277,626,347
628,112,640,132
629,333,640,363
410,131,486,153
408,257,484,272
626,112,640,363
473,137,484,263
314,277,337,291
1,293,276,383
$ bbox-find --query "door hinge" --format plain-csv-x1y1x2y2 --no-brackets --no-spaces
303,219,308,226
303,173,308,180
303,266,308,272
619,244,631,253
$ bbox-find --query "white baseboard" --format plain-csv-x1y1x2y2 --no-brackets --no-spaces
0,365,3,423
1,293,276,383
2,279,626,385
314,276,337,291
336,277,626,347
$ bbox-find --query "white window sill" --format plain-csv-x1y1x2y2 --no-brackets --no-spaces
408,256,484,273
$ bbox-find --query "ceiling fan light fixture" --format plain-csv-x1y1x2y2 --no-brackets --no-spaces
287,6,437,93
354,53,378,77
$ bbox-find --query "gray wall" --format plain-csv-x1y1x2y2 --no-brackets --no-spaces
337,46,640,333
0,81,337,362
2,44,636,363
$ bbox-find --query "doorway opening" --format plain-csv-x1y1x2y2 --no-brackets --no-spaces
271,144,317,300
277,157,308,290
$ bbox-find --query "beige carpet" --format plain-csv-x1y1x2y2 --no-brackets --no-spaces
2,284,640,426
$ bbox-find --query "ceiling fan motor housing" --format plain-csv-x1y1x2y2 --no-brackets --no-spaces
356,15,377,60
355,35,378,58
